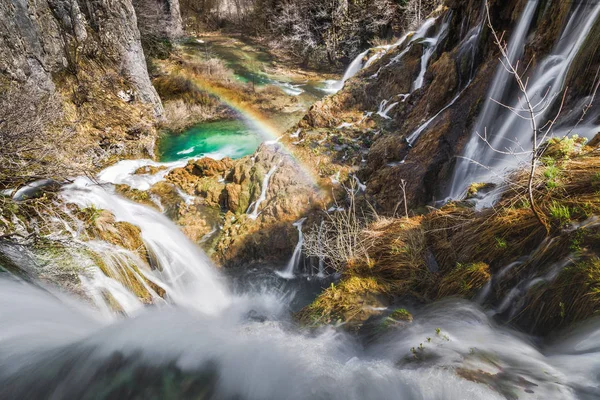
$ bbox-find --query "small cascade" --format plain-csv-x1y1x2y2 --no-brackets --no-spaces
351,174,367,192
412,15,451,92
457,24,483,86
62,177,232,315
406,88,467,146
449,0,600,199
402,6,483,156
377,99,399,119
456,0,486,87
495,257,574,318
247,163,280,220
331,50,370,92
98,159,189,191
276,218,307,279
386,18,437,67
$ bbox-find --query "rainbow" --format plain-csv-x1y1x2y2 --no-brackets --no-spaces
185,75,324,188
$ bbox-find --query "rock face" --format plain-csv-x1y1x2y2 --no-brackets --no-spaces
166,144,326,267
133,0,183,39
0,0,163,116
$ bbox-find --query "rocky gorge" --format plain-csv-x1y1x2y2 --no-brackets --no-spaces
2,0,600,398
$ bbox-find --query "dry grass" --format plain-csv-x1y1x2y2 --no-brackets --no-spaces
297,276,386,328
436,262,490,298
182,58,233,82
299,146,600,331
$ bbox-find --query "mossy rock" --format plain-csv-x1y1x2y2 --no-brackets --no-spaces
297,276,387,329
466,182,496,200
378,308,414,332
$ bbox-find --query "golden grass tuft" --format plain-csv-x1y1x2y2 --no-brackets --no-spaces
436,262,491,299
299,150,600,331
297,276,386,329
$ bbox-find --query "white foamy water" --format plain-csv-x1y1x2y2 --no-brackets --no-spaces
247,163,280,220
0,279,598,399
62,177,231,315
176,146,195,155
276,218,307,279
97,159,188,191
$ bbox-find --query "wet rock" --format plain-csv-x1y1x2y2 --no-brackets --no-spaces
134,165,167,175
189,157,234,178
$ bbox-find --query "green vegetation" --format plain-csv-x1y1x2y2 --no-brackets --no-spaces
549,201,571,226
542,158,562,189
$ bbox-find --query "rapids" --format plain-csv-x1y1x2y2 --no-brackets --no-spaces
2,274,600,399
4,5,600,400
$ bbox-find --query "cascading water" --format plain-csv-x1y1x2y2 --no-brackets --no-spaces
247,163,280,220
3,159,600,399
449,0,600,199
406,88,467,146
276,217,307,279
4,4,600,399
3,276,600,399
62,177,231,315
412,15,451,92
330,50,370,92
377,99,399,119
387,18,437,67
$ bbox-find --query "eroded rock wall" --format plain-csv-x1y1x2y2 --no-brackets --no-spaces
0,0,163,114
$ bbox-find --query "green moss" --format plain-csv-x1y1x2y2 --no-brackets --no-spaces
80,205,102,224
495,237,508,249
437,262,491,299
389,308,413,321
297,276,386,328
466,182,495,199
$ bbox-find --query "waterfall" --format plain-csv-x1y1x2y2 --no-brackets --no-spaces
377,99,399,119
449,0,600,199
2,276,600,399
247,163,280,220
330,50,370,92
62,177,231,315
412,15,451,92
276,218,307,279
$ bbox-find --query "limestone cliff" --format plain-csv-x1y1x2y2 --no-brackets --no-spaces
0,0,162,113
0,0,171,176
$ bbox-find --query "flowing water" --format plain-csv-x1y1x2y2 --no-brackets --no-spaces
449,0,600,199
2,161,600,399
3,269,600,399
5,6,600,399
276,218,307,279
